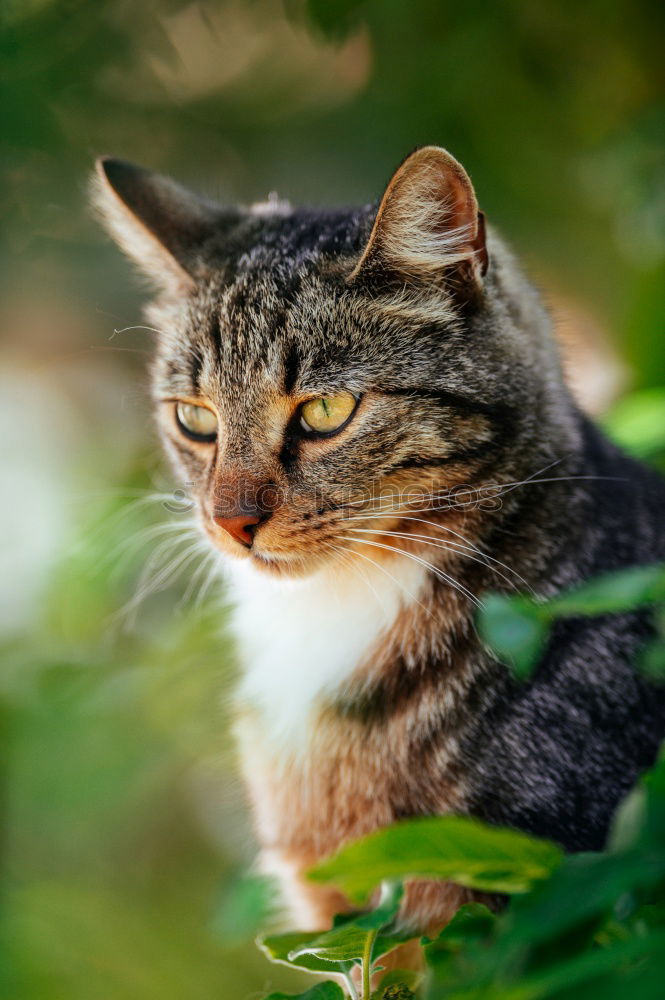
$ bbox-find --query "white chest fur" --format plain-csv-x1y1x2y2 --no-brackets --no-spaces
227,555,426,748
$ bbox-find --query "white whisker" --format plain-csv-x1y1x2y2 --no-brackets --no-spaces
193,552,224,609
346,527,524,594
178,546,218,609
332,542,435,622
330,542,387,611
338,535,483,609
344,515,533,594
103,520,197,575
118,537,205,625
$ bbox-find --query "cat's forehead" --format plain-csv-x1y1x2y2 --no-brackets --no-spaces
155,201,466,406
181,208,375,391
214,204,373,278
196,271,361,397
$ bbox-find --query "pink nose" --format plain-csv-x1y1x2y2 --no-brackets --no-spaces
213,512,262,548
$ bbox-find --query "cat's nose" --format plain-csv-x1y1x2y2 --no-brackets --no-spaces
212,512,263,548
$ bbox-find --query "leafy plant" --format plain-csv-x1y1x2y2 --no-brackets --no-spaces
258,750,665,998
478,563,665,679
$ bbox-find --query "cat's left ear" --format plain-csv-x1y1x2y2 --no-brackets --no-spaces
348,146,488,303
91,157,237,293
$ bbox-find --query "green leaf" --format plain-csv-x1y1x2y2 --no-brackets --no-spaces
608,784,648,853
502,849,665,950
264,982,346,1000
423,903,497,990
287,922,378,964
642,745,665,844
354,880,404,930
308,815,563,905
259,931,353,974
372,968,422,998
478,594,547,679
377,980,417,999
302,0,366,41
610,747,665,852
640,639,665,681
427,902,496,951
494,929,665,1000
281,882,407,966
545,564,665,618
479,565,665,682
603,388,665,459
562,965,665,1000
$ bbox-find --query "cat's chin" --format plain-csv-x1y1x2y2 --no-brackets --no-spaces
249,550,322,579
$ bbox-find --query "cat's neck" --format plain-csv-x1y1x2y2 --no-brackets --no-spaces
227,553,431,748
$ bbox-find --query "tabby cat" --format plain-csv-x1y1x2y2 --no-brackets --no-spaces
93,146,665,932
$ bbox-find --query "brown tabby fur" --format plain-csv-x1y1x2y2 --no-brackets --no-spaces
92,146,665,941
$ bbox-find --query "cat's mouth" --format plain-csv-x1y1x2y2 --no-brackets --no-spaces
249,546,331,578
251,550,291,571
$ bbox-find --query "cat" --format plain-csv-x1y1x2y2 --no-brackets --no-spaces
93,146,665,933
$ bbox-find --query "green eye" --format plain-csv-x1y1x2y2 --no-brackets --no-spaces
299,392,358,435
175,402,217,441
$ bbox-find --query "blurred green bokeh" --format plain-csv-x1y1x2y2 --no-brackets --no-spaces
1,2,664,997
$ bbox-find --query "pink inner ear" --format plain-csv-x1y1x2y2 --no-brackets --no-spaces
348,146,488,287
427,158,477,235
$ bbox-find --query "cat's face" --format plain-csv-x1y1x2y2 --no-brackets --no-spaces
94,149,545,578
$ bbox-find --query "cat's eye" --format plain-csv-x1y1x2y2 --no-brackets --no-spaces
175,402,218,442
299,392,359,436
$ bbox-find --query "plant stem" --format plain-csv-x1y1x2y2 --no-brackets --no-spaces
362,929,378,1000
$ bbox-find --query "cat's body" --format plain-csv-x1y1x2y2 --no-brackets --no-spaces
231,412,665,929
93,147,665,933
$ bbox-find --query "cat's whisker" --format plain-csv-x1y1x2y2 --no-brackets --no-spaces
339,486,487,517
68,491,182,555
191,549,224,609
491,473,626,496
346,526,524,593
338,534,483,609
338,470,623,523
177,543,220,609
117,536,205,625
108,530,187,587
110,323,171,338
333,541,435,622
344,514,533,593
103,519,198,571
69,486,176,502
329,542,387,612
332,458,575,518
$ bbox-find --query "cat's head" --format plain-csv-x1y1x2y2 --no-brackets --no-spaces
93,147,561,579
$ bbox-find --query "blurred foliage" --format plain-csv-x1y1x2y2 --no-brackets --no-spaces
478,561,665,679
2,0,665,369
1,1,665,998
603,387,665,464
254,750,665,997
258,752,665,998
0,465,305,998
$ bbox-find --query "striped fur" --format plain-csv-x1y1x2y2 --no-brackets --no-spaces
93,147,665,933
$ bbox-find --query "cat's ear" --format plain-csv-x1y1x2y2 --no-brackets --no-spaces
348,146,488,302
91,157,233,292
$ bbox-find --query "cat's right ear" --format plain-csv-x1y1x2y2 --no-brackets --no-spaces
348,146,488,304
91,158,233,293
